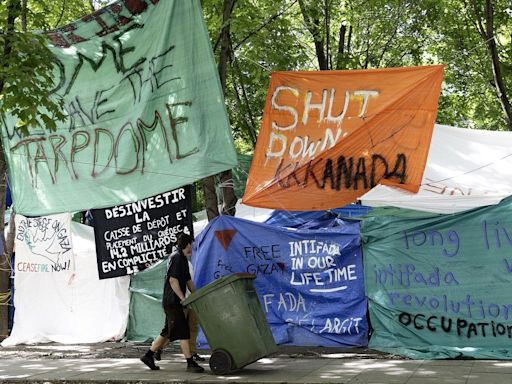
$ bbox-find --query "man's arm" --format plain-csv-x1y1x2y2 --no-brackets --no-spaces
186,280,196,294
169,277,186,302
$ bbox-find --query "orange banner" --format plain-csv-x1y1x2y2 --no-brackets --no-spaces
242,65,445,211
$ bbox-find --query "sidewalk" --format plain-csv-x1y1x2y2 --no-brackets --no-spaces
3,354,512,383
1,343,512,383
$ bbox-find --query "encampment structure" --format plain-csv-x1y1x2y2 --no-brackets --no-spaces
3,0,512,362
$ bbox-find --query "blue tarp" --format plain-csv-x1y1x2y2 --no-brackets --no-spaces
193,215,368,347
265,204,372,228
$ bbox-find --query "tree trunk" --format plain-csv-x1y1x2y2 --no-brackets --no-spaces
0,0,19,341
219,170,237,215
21,0,26,31
217,0,237,217
201,175,219,221
0,152,9,340
324,0,331,69
199,0,238,221
336,23,346,69
298,0,328,70
483,0,512,129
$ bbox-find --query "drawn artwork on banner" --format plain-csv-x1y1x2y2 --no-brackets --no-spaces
242,65,444,210
2,0,237,216
194,216,367,347
92,186,192,279
363,197,512,358
15,213,73,273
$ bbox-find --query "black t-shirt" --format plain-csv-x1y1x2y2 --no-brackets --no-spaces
162,250,191,308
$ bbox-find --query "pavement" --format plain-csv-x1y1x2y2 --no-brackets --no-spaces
1,343,512,383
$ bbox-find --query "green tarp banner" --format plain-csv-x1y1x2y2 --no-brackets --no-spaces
362,197,512,359
2,0,237,216
126,258,165,342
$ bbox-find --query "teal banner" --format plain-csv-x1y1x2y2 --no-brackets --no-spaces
362,198,512,359
1,0,237,215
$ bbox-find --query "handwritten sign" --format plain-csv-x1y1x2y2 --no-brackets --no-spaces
243,65,444,210
15,213,73,274
92,186,192,279
194,215,367,347
363,196,512,359
2,0,237,216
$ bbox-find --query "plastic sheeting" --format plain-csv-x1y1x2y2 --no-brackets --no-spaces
265,204,372,228
193,216,368,347
193,200,273,235
243,65,444,210
360,124,512,213
3,0,237,216
2,220,130,346
361,196,512,359
125,259,166,342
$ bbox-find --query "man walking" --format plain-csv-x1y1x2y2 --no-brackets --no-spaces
140,233,205,373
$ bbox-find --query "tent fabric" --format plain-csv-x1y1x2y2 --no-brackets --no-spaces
266,210,338,228
229,153,253,199
192,200,273,236
265,204,372,228
361,196,512,359
331,204,373,219
2,0,237,216
266,211,349,229
127,202,273,342
193,216,368,347
360,124,512,213
125,258,166,342
2,218,130,346
243,65,444,211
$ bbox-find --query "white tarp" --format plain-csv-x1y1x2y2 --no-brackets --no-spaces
193,200,273,235
2,215,130,346
360,124,512,213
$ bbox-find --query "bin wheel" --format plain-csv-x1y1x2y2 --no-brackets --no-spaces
210,349,233,375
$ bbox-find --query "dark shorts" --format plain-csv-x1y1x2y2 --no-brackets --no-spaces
160,305,190,341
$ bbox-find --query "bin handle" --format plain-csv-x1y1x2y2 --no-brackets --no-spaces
235,273,256,279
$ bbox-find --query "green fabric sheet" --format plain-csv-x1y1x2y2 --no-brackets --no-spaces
2,0,237,215
126,258,166,342
362,197,512,359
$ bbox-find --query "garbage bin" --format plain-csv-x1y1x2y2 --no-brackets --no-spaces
182,273,277,375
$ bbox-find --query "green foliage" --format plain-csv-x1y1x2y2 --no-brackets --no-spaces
191,182,204,214
201,0,511,144
26,1,93,31
430,0,511,130
0,31,66,133
1,0,510,146
0,0,114,135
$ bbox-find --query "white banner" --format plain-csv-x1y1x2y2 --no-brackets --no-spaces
2,217,130,346
14,213,73,273
360,124,512,213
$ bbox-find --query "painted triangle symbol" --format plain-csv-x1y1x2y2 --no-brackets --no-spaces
215,229,237,251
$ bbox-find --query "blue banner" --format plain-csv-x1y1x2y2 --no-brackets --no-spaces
193,216,368,347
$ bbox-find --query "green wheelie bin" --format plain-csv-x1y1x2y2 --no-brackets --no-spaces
182,273,278,375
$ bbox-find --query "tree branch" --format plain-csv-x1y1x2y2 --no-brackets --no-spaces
298,0,328,69
233,0,298,52
230,55,258,146
53,0,67,29
483,0,512,129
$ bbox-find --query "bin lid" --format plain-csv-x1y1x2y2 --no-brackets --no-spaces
183,273,255,306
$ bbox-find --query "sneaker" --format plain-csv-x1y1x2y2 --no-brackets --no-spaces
154,349,162,361
140,354,160,370
187,360,205,373
192,353,205,362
